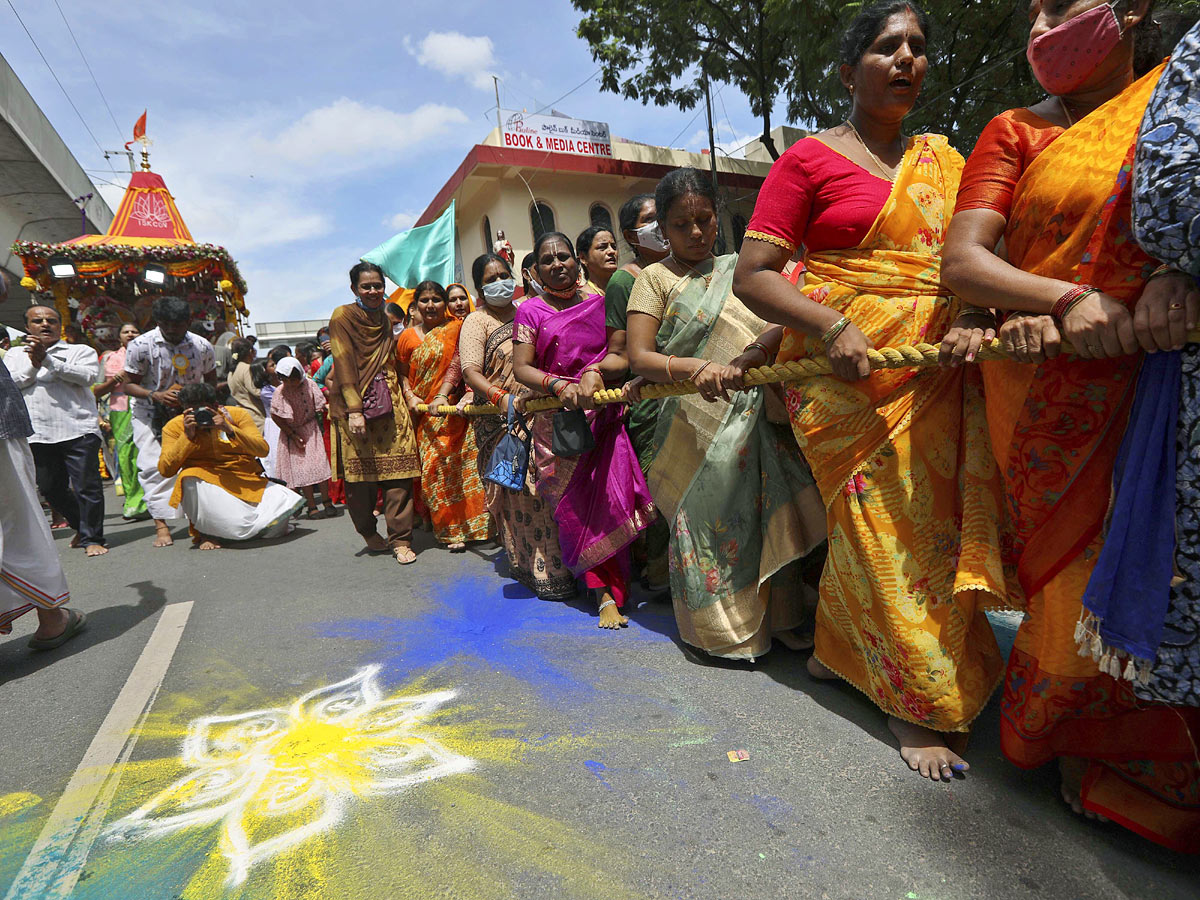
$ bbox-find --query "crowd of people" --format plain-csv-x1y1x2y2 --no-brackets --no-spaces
1,0,1198,855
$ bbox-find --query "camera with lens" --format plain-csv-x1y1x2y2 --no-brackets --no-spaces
193,407,215,427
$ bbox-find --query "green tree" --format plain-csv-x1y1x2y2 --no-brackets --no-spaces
573,0,793,159
775,0,1040,152
574,1,1200,158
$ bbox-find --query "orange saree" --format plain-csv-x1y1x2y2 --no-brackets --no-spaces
775,135,1015,732
961,66,1200,852
397,321,490,545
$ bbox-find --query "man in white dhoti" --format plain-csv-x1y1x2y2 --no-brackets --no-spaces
0,347,85,648
121,296,216,547
158,382,303,550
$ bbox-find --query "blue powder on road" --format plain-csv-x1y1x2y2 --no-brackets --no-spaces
584,760,613,790
315,571,672,701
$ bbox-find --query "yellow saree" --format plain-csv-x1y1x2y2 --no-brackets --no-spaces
778,134,1015,731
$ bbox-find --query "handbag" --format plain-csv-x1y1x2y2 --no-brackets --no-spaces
483,402,532,491
551,407,595,457
360,370,394,420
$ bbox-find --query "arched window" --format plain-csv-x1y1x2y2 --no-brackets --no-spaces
482,215,493,254
589,203,614,233
530,201,556,240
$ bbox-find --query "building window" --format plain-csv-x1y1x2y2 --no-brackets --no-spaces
482,215,492,254
530,201,555,240
589,203,614,233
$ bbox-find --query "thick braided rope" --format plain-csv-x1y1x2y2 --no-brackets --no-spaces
417,334,1199,416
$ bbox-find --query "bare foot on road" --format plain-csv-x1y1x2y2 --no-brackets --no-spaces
85,544,108,557
153,521,174,547
192,535,222,551
776,628,814,651
1059,757,1110,821
888,717,968,782
806,655,839,680
597,593,628,629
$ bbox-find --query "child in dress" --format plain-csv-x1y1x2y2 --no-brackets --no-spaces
270,357,336,518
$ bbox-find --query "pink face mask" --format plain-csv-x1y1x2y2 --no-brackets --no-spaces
1026,0,1124,96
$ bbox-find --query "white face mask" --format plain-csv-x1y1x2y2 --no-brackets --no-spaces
392,322,404,336
634,221,669,253
482,278,516,307
525,274,544,297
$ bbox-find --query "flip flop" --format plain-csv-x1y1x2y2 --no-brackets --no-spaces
28,609,87,651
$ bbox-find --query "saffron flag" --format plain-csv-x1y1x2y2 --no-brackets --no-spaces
125,110,147,150
362,200,456,296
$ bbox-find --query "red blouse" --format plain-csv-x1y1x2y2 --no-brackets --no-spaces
745,137,893,254
954,109,1064,218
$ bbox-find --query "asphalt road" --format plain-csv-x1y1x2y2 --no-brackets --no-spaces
1,487,1196,900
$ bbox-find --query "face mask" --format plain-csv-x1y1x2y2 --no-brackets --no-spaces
392,322,404,336
482,278,516,306
526,275,543,297
1026,0,1123,97
633,221,670,253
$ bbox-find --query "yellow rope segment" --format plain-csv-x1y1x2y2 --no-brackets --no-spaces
417,333,1200,417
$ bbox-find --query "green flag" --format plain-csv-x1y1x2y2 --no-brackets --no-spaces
362,200,456,289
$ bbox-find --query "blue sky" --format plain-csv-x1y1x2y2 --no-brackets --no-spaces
1,0,784,329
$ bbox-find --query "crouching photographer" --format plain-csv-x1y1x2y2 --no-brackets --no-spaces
157,383,304,549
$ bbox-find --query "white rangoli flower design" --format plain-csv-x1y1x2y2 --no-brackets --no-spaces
105,666,472,886
129,193,173,230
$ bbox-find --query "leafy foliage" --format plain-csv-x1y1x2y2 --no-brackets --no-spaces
574,0,792,158
574,1,1197,159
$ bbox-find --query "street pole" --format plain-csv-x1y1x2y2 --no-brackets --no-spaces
702,69,719,197
702,67,724,252
493,75,503,134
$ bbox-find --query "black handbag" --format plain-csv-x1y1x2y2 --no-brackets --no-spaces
551,408,595,457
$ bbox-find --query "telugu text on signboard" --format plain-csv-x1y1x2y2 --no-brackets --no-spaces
500,111,613,158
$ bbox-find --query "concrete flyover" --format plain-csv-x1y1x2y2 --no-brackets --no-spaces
0,50,113,332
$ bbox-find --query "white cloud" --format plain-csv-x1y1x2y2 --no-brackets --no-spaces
241,243,364,329
383,211,420,231
112,98,469,255
408,32,497,90
259,99,469,168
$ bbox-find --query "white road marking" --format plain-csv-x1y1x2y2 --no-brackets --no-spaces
4,601,193,900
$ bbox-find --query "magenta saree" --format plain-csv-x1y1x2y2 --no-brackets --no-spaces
513,294,656,603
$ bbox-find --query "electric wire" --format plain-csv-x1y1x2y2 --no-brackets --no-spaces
52,0,124,140
5,0,119,175
531,67,601,116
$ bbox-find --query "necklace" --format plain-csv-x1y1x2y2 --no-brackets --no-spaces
670,252,714,287
845,120,902,182
1057,95,1076,127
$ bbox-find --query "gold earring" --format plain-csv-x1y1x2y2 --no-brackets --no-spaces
849,84,856,94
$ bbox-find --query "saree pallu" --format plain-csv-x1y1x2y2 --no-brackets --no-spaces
519,294,656,596
986,66,1200,851
406,321,489,544
109,409,146,517
778,134,1013,731
330,367,420,483
647,255,825,659
472,321,574,600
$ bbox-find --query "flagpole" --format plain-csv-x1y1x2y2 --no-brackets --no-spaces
493,76,502,134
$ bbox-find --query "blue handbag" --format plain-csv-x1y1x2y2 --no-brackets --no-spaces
483,401,531,491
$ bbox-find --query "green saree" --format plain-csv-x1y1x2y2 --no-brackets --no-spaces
644,254,826,659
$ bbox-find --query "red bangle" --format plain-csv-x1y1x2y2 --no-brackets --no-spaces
1051,285,1097,321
